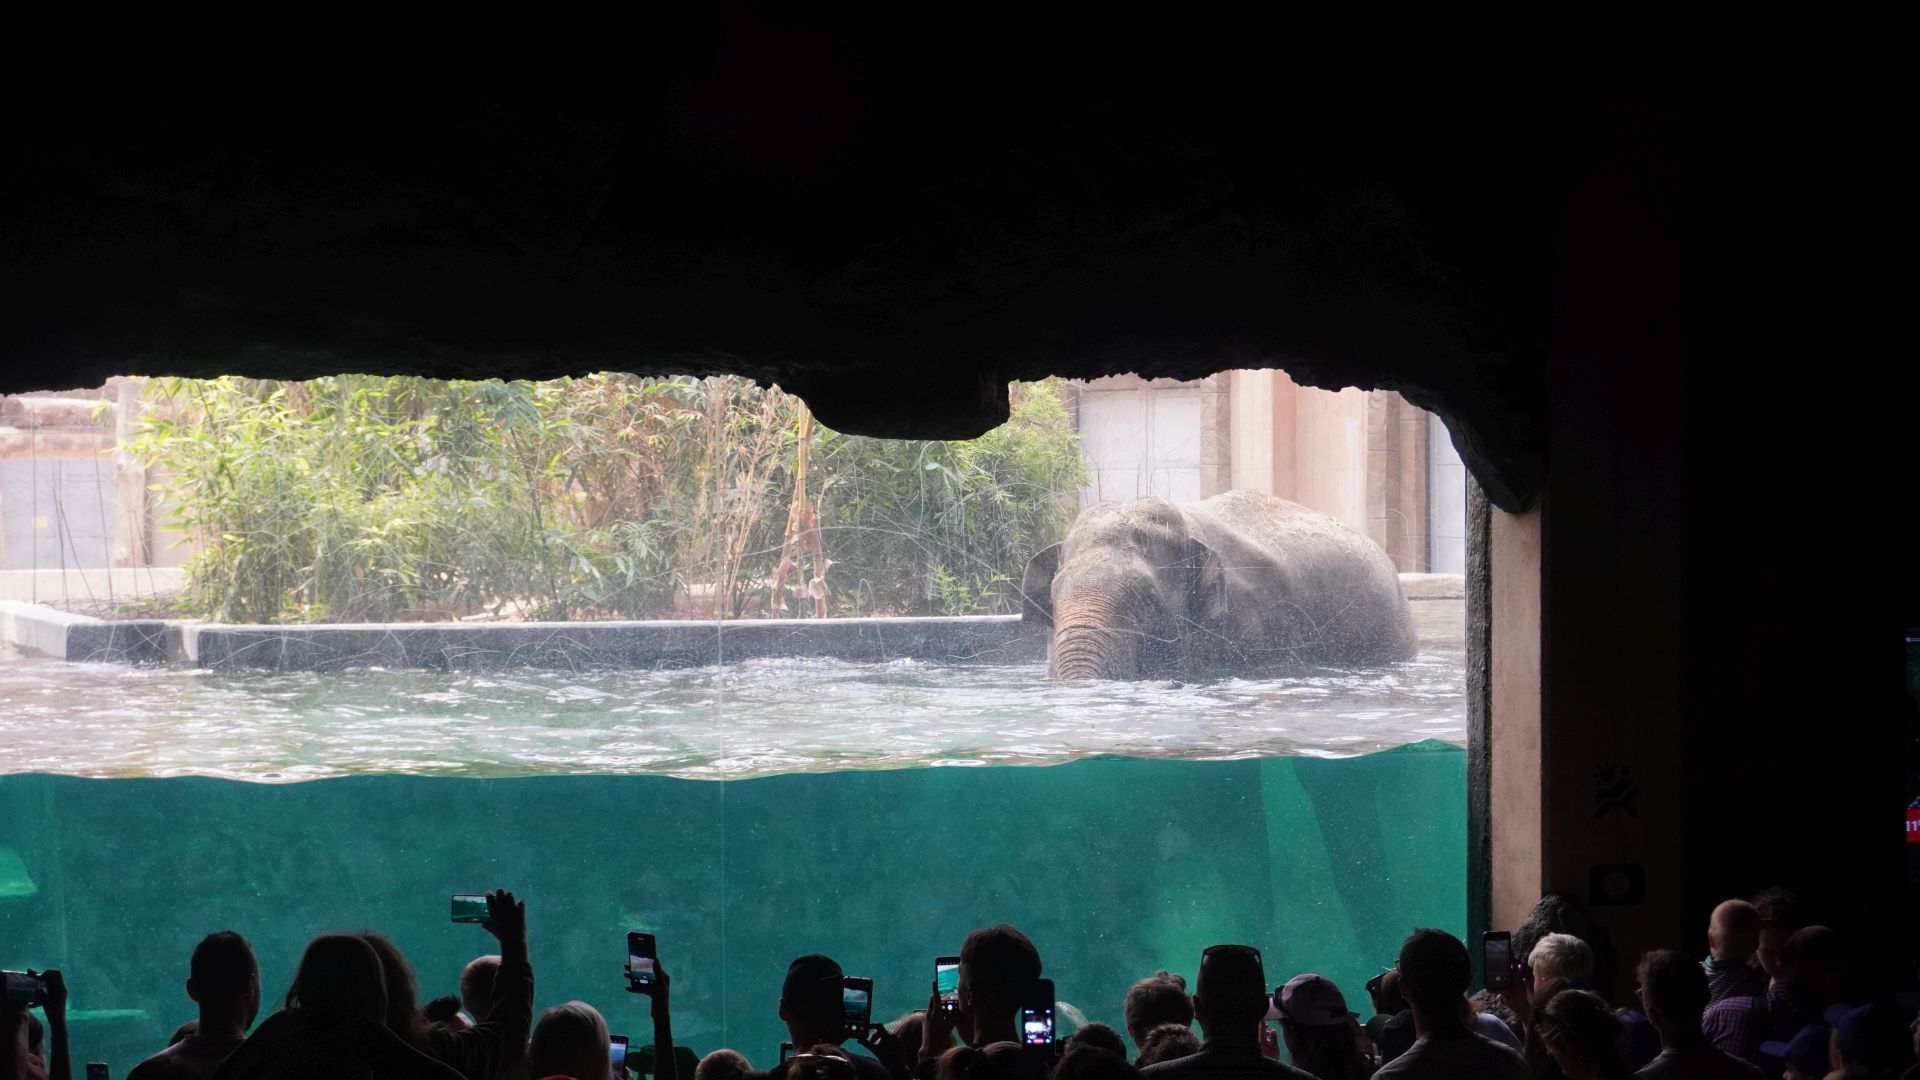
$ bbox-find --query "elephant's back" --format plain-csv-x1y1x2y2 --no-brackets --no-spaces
1186,490,1418,663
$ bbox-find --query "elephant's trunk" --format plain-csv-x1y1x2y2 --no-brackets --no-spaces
1048,596,1139,680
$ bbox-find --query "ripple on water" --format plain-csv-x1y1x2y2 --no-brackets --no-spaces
0,648,1465,781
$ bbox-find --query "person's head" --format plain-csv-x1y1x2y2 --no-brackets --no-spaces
1708,900,1763,964
1275,975,1370,1080
1395,929,1472,1031
957,926,1042,1042
1122,972,1191,1049
1753,886,1804,979
1191,944,1267,1041
891,1011,931,1058
1635,949,1709,1043
1367,970,1407,1017
935,1042,1035,1080
1534,989,1633,1078
1134,1022,1201,1067
1065,1022,1129,1060
1529,932,1596,993
1829,1003,1915,1076
422,994,467,1029
528,1001,614,1080
187,931,261,1030
779,954,847,1045
1776,926,1847,1003
357,931,426,1046
695,1048,753,1080
284,933,389,1023
790,1045,857,1080
1052,1044,1141,1080
460,955,501,1024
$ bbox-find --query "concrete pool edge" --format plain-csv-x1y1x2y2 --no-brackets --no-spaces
1,574,1463,671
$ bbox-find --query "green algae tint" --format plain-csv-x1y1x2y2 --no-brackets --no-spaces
0,745,1463,1071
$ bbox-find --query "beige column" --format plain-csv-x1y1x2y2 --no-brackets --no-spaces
1489,504,1544,932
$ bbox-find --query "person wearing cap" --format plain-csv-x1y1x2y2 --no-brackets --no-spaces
1373,929,1529,1080
1824,1002,1916,1079
1756,1024,1832,1080
1138,945,1313,1080
1271,975,1373,1080
1633,949,1761,1079
773,955,893,1080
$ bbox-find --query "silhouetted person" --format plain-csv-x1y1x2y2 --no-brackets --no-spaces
932,1044,1033,1080
1124,975,1193,1056
1272,975,1373,1080
1825,1004,1915,1080
1634,949,1760,1079
129,932,261,1080
1750,887,1804,984
423,997,468,1031
1704,902,1768,1005
772,955,888,1080
528,1001,621,1080
1138,944,1312,1080
919,927,1044,1075
696,1050,753,1080
1372,929,1527,1079
459,958,500,1025
1704,926,1847,1067
2,969,66,1080
1136,1026,1201,1069
1053,1045,1142,1080
363,889,533,1080
1534,990,1637,1080
214,933,463,1080
1065,1024,1130,1062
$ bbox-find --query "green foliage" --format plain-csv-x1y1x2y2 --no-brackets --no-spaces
128,374,1086,623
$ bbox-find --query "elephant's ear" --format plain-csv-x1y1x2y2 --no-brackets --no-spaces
1020,543,1063,626
1179,536,1230,631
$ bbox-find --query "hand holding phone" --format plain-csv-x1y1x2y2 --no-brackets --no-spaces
934,956,960,1014
842,976,874,1038
1481,931,1515,991
610,1035,629,1069
626,932,658,988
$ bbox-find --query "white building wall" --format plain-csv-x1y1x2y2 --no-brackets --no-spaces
1429,415,1469,573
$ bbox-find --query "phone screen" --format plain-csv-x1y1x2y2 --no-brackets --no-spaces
1021,979,1055,1046
627,932,657,986
842,976,874,1035
1482,932,1514,990
450,893,489,924
935,957,961,1012
780,1043,795,1064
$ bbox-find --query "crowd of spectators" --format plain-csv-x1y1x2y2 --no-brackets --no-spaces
5,886,1916,1080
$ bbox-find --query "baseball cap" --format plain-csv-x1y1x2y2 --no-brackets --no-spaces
1829,1003,1910,1070
1275,974,1356,1027
782,954,844,1004
1758,1023,1832,1078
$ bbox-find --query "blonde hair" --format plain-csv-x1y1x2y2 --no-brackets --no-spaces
529,1000,612,1080
1529,933,1596,986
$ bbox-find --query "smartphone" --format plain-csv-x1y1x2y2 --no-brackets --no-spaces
935,955,961,1014
779,1042,795,1064
450,893,490,924
842,975,874,1037
1482,931,1514,990
87,1066,110,1080
610,1035,629,1069
1020,978,1055,1047
627,932,657,987
1,971,46,1006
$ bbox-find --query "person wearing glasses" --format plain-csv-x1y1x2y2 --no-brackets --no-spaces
1372,930,1528,1079
1138,945,1313,1080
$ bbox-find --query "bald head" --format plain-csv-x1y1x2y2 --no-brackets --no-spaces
461,955,501,1023
1709,900,1761,964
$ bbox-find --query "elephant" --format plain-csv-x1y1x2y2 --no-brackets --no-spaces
1020,490,1419,679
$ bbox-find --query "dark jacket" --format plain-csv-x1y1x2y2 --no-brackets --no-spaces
214,1009,466,1080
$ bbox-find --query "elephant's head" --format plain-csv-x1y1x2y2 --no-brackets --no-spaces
1021,498,1229,680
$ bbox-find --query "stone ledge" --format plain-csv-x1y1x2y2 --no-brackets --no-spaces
183,614,1050,673
0,601,173,664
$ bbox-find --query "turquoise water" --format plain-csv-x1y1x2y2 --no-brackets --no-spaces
0,654,1466,1073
